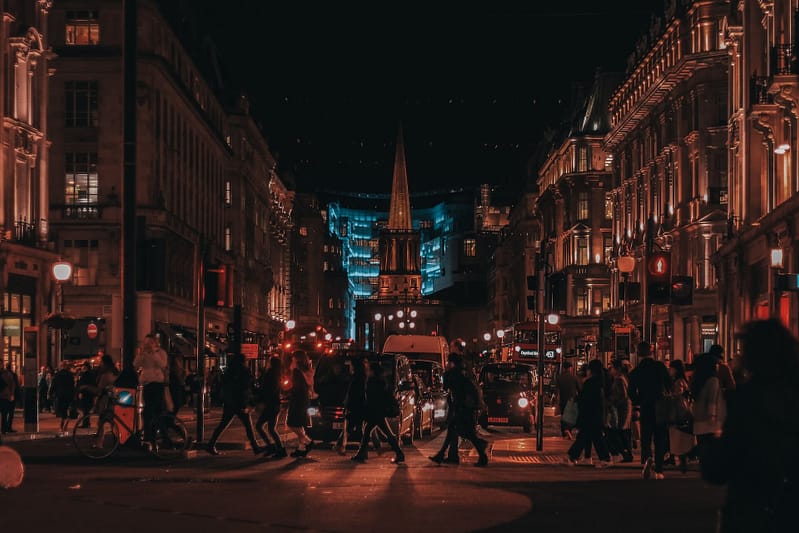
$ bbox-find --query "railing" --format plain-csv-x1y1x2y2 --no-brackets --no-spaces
60,204,102,219
13,220,38,246
772,44,798,75
562,263,611,278
750,75,773,105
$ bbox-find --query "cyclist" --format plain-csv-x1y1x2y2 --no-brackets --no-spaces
134,333,168,441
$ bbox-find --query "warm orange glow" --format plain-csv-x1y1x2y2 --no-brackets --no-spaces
284,342,292,349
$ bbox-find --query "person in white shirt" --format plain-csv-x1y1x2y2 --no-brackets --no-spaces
133,333,168,441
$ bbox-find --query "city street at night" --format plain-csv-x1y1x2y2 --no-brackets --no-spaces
2,421,723,533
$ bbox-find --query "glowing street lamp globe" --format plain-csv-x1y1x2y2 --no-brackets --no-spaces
410,310,417,318
618,255,636,274
496,329,505,339
374,313,382,321
482,332,491,342
52,261,73,282
396,310,404,319
546,314,560,325
285,320,296,330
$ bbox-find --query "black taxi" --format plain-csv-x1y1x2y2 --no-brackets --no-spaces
478,362,536,433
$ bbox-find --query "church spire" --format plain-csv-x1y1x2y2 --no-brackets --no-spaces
388,124,412,230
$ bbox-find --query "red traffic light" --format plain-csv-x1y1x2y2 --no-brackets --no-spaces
647,253,670,279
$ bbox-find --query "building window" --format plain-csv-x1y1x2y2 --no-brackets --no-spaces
65,11,100,45
605,193,613,220
299,226,308,237
576,287,589,316
578,146,589,172
463,238,476,257
603,235,613,263
578,191,590,220
576,235,589,265
65,81,98,127
224,226,231,251
224,180,232,206
65,153,98,205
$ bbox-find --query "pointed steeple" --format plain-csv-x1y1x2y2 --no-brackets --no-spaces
388,124,412,230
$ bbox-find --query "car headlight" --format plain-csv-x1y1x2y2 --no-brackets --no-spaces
517,398,529,408
306,407,319,417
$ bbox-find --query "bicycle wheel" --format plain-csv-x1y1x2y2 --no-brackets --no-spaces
72,413,120,459
150,413,190,460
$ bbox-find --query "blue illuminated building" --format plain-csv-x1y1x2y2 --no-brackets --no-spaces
325,189,476,337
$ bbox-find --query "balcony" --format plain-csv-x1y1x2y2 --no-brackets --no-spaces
558,263,611,279
751,76,774,105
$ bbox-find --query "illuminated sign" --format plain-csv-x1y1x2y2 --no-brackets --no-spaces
519,349,538,357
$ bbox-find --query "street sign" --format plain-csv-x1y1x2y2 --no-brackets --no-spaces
87,322,98,340
241,343,259,359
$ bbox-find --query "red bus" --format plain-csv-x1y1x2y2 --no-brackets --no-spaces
503,321,563,363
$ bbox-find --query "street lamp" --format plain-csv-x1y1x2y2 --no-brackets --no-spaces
285,320,296,330
618,254,636,324
482,332,491,342
771,248,784,317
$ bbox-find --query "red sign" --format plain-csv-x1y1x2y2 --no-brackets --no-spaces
241,343,259,359
87,323,98,340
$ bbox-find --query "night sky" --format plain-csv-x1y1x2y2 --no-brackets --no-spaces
193,1,665,194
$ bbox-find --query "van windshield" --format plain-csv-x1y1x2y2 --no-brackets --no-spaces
392,352,440,364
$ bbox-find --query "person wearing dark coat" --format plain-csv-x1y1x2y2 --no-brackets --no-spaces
628,341,672,479
566,359,612,467
340,357,370,453
449,366,489,467
77,362,98,428
255,356,286,458
206,354,263,456
429,352,466,464
286,351,313,457
50,362,76,434
702,319,799,533
351,362,404,464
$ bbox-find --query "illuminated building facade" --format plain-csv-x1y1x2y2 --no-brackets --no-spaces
46,1,293,365
536,71,620,359
602,0,730,361
716,0,799,346
0,0,60,372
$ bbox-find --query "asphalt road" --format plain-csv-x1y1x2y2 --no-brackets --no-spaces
1,426,725,533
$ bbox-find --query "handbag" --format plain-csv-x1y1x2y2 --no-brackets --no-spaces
562,398,579,427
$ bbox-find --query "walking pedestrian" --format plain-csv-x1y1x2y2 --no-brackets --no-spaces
351,362,405,464
38,366,52,413
428,352,466,465
340,357,369,454
691,353,725,462
50,361,76,435
76,362,97,428
5,364,20,432
667,359,695,473
564,359,612,468
628,341,671,479
286,351,313,458
255,356,286,458
607,359,634,463
709,344,736,402
701,319,799,532
450,360,489,467
206,353,263,456
557,361,580,439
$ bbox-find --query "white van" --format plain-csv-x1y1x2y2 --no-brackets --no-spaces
382,334,450,367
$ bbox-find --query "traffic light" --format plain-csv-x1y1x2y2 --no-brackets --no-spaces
671,275,693,305
646,252,671,305
776,274,799,291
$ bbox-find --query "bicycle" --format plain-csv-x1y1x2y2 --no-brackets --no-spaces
72,383,190,460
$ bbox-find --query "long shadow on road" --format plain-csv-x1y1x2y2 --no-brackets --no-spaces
473,478,724,533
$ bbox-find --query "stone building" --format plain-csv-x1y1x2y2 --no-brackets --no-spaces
716,0,799,348
0,0,59,373
602,0,730,361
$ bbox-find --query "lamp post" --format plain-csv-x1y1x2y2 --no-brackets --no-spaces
395,308,416,334
770,248,784,318
40,260,73,432
618,254,636,325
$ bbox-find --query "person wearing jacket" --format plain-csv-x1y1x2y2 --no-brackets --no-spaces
691,353,725,460
50,361,76,435
0,365,16,434
133,333,168,441
286,351,313,458
206,354,263,456
607,358,634,463
667,359,695,473
351,362,404,464
340,357,369,454
255,356,286,459
429,352,466,465
701,319,799,533
565,359,612,468
629,341,672,479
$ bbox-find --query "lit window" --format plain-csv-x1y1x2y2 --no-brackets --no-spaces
65,153,98,206
605,193,613,220
576,287,589,316
299,226,308,237
578,191,589,220
578,146,589,172
65,81,98,127
576,235,589,265
225,181,232,206
225,226,231,251
463,238,476,257
66,11,100,45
